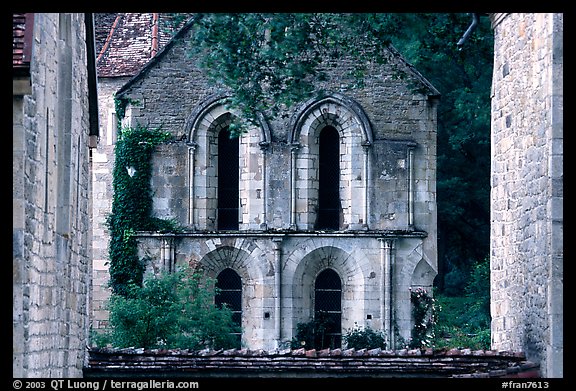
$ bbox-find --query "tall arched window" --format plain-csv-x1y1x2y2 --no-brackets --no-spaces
316,126,341,230
215,268,242,346
217,129,239,230
314,268,342,349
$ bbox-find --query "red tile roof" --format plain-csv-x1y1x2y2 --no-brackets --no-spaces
94,13,186,78
86,347,540,378
13,13,32,74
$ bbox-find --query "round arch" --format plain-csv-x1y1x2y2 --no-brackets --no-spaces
290,244,366,340
287,93,374,230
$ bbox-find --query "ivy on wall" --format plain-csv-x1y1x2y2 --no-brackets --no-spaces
106,121,174,296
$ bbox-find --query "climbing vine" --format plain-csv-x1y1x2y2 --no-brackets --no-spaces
409,287,437,348
113,95,140,131
106,123,174,296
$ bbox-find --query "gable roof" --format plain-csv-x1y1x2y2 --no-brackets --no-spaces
115,15,197,98
115,16,440,100
95,13,184,78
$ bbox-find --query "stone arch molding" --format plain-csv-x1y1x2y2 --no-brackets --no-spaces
185,92,271,147
183,93,271,230
396,241,437,290
286,241,367,339
288,92,373,145
288,93,374,230
198,242,267,348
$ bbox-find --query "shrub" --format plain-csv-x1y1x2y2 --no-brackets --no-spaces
343,324,386,349
93,265,240,350
291,312,339,350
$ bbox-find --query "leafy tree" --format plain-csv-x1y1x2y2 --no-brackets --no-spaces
94,265,240,350
389,14,493,291
188,13,405,135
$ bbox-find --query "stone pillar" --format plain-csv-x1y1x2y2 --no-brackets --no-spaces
186,141,197,229
407,146,415,228
289,143,300,230
362,143,371,229
273,237,283,346
160,236,175,273
259,141,270,230
380,238,395,349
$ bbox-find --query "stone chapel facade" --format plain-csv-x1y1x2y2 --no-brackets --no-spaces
94,15,439,351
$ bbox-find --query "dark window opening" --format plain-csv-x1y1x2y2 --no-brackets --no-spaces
316,126,340,230
314,268,342,349
215,268,242,347
218,129,239,230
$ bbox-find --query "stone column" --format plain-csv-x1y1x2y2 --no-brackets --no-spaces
186,141,197,229
259,141,270,230
289,143,300,230
362,142,371,229
407,146,415,228
161,236,175,273
379,238,395,349
273,237,283,347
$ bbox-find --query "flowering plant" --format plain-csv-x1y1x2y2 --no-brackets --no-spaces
409,287,437,348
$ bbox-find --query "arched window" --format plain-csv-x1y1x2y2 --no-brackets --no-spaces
215,268,242,346
217,129,239,230
314,268,342,349
316,126,341,230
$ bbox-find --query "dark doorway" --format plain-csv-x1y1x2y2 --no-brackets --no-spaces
316,126,340,230
215,268,242,346
217,129,239,230
314,268,342,349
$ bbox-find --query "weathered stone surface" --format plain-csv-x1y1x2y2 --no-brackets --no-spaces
13,13,95,378
490,13,563,378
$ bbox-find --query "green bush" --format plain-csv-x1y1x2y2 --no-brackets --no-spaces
343,324,386,349
291,312,340,350
93,266,240,350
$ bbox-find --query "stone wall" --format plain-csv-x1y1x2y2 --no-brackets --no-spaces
490,13,563,378
90,77,131,331
13,13,96,377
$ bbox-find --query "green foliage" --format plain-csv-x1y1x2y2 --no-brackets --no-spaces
432,294,490,350
93,266,240,350
291,312,339,350
410,287,437,348
390,14,493,282
343,324,386,350
188,13,404,135
106,124,174,296
431,258,491,350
